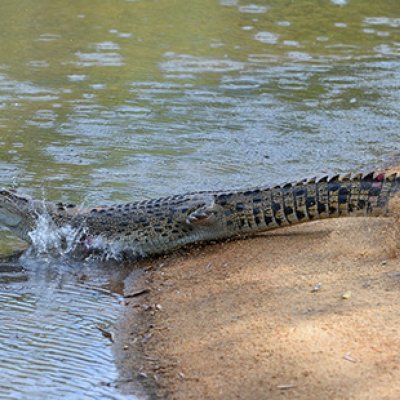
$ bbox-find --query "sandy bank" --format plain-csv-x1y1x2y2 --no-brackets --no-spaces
116,198,400,399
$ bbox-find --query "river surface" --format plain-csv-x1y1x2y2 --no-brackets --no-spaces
0,0,399,398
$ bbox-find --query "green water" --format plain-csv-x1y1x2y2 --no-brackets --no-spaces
0,0,399,398
0,0,399,206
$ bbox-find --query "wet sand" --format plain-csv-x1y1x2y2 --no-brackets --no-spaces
116,196,400,399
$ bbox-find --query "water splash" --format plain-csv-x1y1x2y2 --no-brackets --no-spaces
27,214,84,258
84,235,128,262
26,213,131,261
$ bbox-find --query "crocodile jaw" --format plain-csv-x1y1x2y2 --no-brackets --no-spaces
0,189,38,241
0,207,23,227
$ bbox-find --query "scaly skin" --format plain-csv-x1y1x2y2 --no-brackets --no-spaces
0,171,399,259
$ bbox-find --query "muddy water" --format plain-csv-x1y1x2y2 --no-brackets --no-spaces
0,0,399,398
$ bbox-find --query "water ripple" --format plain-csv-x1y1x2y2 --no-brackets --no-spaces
364,17,400,28
254,31,279,45
160,52,245,74
74,51,124,68
238,4,269,13
0,257,135,399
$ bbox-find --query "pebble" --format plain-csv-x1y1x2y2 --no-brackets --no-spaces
311,283,322,293
342,290,352,300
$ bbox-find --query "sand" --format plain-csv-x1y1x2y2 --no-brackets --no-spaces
115,191,400,399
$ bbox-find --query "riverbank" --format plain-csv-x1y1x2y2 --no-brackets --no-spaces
116,197,400,399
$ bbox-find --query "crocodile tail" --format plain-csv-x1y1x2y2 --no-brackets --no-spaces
215,172,400,233
281,172,400,225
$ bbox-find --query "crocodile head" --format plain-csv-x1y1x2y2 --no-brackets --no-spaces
0,189,39,241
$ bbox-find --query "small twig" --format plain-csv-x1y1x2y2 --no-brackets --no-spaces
277,384,296,390
96,324,114,342
124,288,150,298
343,352,357,363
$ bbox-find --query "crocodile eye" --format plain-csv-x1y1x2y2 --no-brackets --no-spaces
0,190,9,196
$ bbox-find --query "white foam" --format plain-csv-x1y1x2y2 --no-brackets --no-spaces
27,214,83,257
26,213,133,261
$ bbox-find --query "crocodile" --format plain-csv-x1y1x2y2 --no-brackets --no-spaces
0,171,399,259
